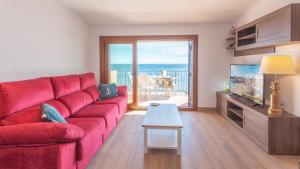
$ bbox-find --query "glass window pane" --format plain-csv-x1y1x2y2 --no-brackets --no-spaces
109,44,133,103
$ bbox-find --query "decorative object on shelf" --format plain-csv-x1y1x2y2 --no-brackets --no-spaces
224,83,231,94
260,55,296,116
226,26,236,49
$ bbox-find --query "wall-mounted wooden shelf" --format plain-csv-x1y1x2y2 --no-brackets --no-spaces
226,46,234,50
234,46,275,56
238,34,256,40
226,37,235,40
225,27,236,50
234,3,300,56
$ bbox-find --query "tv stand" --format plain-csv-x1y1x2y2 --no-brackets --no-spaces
216,91,300,155
252,103,263,108
228,92,237,97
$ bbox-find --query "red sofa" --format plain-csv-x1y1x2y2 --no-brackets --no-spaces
0,73,128,169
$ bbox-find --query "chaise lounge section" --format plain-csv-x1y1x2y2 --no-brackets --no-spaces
0,73,127,169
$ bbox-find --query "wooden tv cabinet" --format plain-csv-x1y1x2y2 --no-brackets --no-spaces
216,91,300,155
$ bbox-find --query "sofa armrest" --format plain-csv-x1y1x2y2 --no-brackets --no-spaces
0,122,84,146
117,86,128,97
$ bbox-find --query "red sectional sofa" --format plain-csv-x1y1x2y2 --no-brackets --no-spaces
0,73,128,169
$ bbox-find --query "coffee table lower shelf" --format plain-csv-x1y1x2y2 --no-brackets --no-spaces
144,127,182,155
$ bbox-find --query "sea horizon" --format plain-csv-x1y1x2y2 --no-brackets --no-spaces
111,63,189,72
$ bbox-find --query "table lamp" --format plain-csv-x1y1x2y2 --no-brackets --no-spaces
260,55,296,116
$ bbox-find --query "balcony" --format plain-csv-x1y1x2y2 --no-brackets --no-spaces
111,70,190,107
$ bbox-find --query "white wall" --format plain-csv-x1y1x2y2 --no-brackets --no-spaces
234,0,300,116
89,24,233,107
0,0,90,82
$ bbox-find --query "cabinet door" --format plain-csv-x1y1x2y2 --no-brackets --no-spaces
243,109,268,150
256,6,291,46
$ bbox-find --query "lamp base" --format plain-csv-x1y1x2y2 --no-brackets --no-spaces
268,82,283,116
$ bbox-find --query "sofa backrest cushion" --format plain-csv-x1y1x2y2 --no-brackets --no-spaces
58,91,93,115
46,100,70,118
1,105,46,126
84,87,100,102
0,78,54,119
80,73,96,90
0,100,70,126
51,75,80,98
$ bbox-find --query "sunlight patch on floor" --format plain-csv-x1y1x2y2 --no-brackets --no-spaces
125,111,146,115
138,92,188,107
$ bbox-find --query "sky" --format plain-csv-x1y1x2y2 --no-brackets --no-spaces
109,41,190,64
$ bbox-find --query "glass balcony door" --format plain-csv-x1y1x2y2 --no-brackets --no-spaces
100,36,198,110
108,44,134,104
136,41,191,107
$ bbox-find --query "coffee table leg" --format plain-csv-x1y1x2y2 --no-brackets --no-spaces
177,128,182,155
144,127,148,154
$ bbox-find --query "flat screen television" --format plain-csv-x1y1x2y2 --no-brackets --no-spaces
230,64,264,105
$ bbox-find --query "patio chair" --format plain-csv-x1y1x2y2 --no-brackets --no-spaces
159,70,177,97
159,77,177,97
138,74,156,100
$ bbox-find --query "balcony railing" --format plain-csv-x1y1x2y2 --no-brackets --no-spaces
114,71,189,93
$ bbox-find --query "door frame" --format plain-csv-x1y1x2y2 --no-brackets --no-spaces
99,35,198,111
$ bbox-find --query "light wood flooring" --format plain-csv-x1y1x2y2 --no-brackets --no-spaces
87,111,300,169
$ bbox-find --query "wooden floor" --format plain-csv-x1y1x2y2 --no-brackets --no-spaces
87,111,300,169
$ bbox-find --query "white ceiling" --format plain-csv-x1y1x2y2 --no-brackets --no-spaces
59,0,261,25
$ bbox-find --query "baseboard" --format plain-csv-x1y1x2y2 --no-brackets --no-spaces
197,107,216,112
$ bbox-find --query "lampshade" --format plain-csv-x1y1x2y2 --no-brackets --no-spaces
260,55,296,75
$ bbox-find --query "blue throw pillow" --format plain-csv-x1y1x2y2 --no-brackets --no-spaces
41,104,67,123
98,83,118,100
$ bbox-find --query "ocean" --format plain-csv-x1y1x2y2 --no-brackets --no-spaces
110,64,189,92
110,64,189,72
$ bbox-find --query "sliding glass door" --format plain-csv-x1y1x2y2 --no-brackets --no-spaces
108,44,134,104
100,36,198,110
137,41,192,107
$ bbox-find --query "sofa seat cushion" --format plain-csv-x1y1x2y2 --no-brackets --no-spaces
71,105,118,134
51,75,80,98
0,78,54,119
1,100,70,126
94,96,127,115
66,118,105,161
58,92,93,115
80,73,96,90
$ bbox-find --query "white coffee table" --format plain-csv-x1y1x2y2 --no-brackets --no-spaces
142,104,183,155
